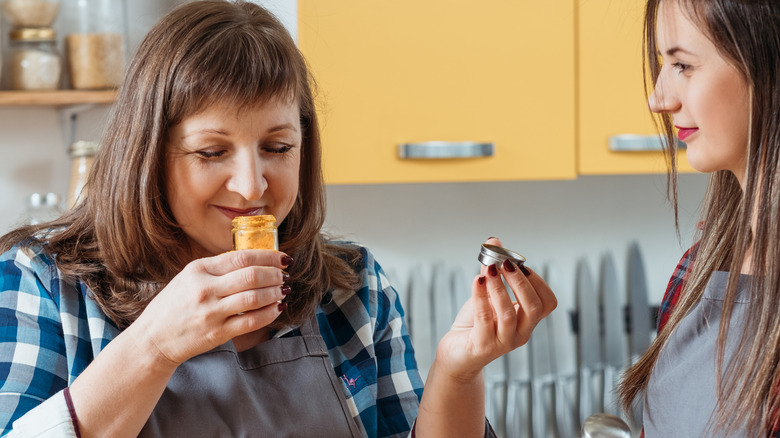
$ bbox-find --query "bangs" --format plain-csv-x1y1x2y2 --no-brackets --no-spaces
166,7,305,124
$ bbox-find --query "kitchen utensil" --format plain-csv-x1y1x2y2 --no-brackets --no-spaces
546,262,578,437
407,265,433,381
529,265,555,438
505,311,531,438
576,259,603,426
431,262,453,345
627,243,652,362
599,253,626,416
581,413,631,438
627,242,652,429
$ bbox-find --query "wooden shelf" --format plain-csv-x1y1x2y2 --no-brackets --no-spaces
0,90,117,106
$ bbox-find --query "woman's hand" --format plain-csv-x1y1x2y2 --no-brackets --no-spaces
435,238,557,381
130,249,291,367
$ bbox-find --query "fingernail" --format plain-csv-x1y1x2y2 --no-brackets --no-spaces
281,255,294,267
278,302,288,312
478,276,486,285
488,264,499,277
281,285,291,295
282,271,290,281
502,259,516,273
519,264,531,276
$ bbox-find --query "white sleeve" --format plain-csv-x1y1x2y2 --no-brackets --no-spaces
5,390,77,438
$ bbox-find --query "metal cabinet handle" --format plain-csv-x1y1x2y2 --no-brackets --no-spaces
398,141,494,159
609,134,686,151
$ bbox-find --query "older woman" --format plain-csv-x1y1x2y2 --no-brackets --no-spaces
0,1,555,437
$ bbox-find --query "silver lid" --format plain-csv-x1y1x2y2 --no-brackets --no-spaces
478,243,526,267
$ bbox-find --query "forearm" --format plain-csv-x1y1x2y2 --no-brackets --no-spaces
68,323,178,438
415,359,486,437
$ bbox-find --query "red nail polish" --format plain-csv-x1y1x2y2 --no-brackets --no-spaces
488,264,498,277
502,259,516,273
478,276,486,285
281,255,294,266
281,285,291,295
278,302,287,312
519,264,531,276
282,271,290,282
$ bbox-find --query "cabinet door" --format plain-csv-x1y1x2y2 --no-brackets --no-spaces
298,1,576,184
578,0,695,174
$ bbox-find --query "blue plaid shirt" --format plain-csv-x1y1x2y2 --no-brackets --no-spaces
0,242,424,437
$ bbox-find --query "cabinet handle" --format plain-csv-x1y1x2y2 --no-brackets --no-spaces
609,134,686,151
398,141,494,159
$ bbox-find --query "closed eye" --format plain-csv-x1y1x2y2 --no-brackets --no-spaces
671,62,692,74
264,144,294,154
196,150,226,159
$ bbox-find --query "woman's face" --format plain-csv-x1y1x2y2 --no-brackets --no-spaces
649,0,750,184
165,98,302,258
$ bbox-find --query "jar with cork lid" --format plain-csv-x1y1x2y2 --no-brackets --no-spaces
62,0,128,89
1,0,61,28
7,27,61,90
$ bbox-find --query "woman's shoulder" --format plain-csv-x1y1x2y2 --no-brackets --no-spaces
0,239,59,287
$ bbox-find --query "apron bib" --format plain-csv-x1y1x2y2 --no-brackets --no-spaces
139,317,364,437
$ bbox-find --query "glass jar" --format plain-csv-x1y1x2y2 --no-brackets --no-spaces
26,192,62,225
1,0,61,28
232,215,278,251
67,140,99,208
8,27,61,90
63,0,127,89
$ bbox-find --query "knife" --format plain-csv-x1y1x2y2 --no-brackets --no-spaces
528,264,555,438
576,259,603,427
505,295,531,438
407,265,433,381
627,242,652,362
627,242,652,428
599,253,626,416
545,262,578,437
431,262,453,345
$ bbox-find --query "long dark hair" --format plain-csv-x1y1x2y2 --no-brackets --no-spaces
0,0,360,329
619,0,780,435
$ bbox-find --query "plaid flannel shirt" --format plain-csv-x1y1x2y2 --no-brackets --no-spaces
0,242,427,437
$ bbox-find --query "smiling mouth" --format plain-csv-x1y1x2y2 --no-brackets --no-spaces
215,206,264,220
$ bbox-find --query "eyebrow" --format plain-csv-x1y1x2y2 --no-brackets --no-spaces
181,123,299,139
664,46,696,57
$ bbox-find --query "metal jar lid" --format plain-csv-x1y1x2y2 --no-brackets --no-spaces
10,28,56,42
478,243,526,267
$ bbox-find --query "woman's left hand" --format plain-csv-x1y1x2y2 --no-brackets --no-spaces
435,238,557,381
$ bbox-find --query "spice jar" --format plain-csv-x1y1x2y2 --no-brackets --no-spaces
8,27,61,90
67,140,99,208
232,215,278,251
1,0,61,28
63,0,127,89
26,192,62,225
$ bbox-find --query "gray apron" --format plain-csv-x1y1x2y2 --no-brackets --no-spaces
644,271,752,437
139,316,365,437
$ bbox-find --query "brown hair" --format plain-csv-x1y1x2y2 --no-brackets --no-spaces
0,0,361,329
619,0,780,435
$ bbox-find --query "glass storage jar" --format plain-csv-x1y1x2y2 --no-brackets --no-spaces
1,0,61,28
63,0,128,89
67,140,99,208
8,27,61,90
232,215,278,251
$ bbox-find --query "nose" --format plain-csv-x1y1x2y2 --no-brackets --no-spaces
226,153,267,201
648,71,680,113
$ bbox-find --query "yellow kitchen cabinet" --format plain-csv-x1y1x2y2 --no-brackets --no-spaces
577,0,695,175
298,1,576,184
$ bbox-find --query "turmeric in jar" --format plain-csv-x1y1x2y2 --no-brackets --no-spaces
232,215,278,250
